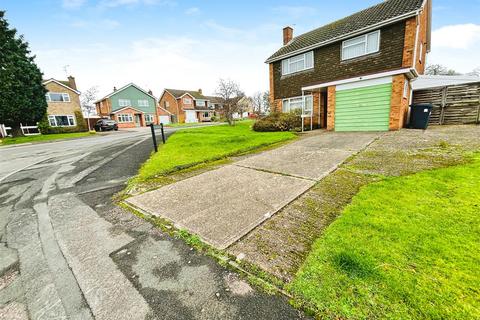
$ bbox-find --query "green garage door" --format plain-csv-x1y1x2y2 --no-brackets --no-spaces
335,83,392,132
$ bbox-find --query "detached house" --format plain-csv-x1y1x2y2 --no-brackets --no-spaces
95,83,159,128
159,89,216,123
266,0,431,131
43,76,82,128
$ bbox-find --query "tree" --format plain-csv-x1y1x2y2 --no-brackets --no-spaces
81,86,99,131
262,91,271,115
0,11,47,136
251,92,263,116
425,64,461,76
215,79,244,125
467,67,480,77
250,91,271,116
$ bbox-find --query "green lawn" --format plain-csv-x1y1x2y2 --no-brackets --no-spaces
289,154,480,319
0,132,95,146
137,121,296,181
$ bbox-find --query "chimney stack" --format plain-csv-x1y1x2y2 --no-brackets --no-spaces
113,86,117,91
198,88,202,94
67,76,77,90
148,89,153,95
283,26,293,45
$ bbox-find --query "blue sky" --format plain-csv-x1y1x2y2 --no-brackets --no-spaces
2,0,480,97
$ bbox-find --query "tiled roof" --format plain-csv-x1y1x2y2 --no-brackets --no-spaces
165,89,207,100
266,0,424,63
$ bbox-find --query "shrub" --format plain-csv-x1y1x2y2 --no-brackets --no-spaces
253,110,302,132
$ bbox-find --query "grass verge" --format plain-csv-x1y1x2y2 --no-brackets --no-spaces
289,153,480,319
134,121,296,183
0,131,95,146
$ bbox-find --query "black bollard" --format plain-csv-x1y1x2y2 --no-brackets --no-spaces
149,123,158,152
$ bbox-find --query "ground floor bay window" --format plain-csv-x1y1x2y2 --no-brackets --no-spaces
48,115,75,127
282,95,313,114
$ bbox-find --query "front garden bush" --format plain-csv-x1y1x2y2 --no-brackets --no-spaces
253,110,302,132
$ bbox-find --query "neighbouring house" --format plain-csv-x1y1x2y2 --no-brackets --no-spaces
95,83,159,128
43,76,83,129
266,0,432,132
412,75,480,125
235,96,254,119
159,89,216,123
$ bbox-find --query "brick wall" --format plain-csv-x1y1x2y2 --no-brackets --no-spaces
326,86,336,131
272,21,406,100
159,91,180,122
402,1,429,74
45,82,81,116
96,98,112,117
389,74,410,130
113,107,144,128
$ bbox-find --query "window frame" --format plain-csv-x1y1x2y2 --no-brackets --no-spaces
46,92,70,103
183,97,192,105
282,95,313,114
341,30,381,61
144,114,154,123
118,99,131,107
117,113,133,123
281,51,314,76
48,115,76,127
138,99,149,107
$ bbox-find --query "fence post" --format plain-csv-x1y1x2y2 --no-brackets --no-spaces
439,87,447,125
160,123,166,144
149,123,158,152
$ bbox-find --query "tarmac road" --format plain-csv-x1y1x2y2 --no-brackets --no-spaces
0,126,305,320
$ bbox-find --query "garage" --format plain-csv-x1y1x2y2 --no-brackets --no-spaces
158,115,170,124
335,78,392,132
185,110,198,123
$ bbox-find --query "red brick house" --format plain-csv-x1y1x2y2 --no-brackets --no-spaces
158,89,216,123
266,0,431,131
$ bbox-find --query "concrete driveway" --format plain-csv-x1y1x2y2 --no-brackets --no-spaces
126,131,380,249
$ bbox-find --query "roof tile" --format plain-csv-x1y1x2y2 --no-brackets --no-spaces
266,0,424,62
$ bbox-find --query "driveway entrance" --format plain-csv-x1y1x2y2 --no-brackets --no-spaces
126,131,380,249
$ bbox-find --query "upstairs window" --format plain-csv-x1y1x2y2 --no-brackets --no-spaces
118,99,131,107
183,97,192,104
46,92,70,102
164,101,170,109
196,100,206,107
282,51,314,75
138,99,149,107
342,30,380,60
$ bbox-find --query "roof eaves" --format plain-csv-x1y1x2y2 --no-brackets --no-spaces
43,78,81,95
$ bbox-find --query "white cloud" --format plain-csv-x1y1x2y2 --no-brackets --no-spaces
62,0,86,9
428,24,480,73
33,35,277,98
185,7,200,16
432,24,480,49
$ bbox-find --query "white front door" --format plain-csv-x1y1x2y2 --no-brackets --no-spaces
185,110,198,123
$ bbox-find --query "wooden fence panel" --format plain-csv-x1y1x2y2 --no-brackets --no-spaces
413,82,480,125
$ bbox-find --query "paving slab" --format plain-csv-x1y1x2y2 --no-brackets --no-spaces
126,165,314,249
235,132,380,180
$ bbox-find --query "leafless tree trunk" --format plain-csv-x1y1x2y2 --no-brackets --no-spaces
81,86,99,131
215,79,244,125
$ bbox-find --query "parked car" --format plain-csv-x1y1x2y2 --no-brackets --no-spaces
94,119,118,131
